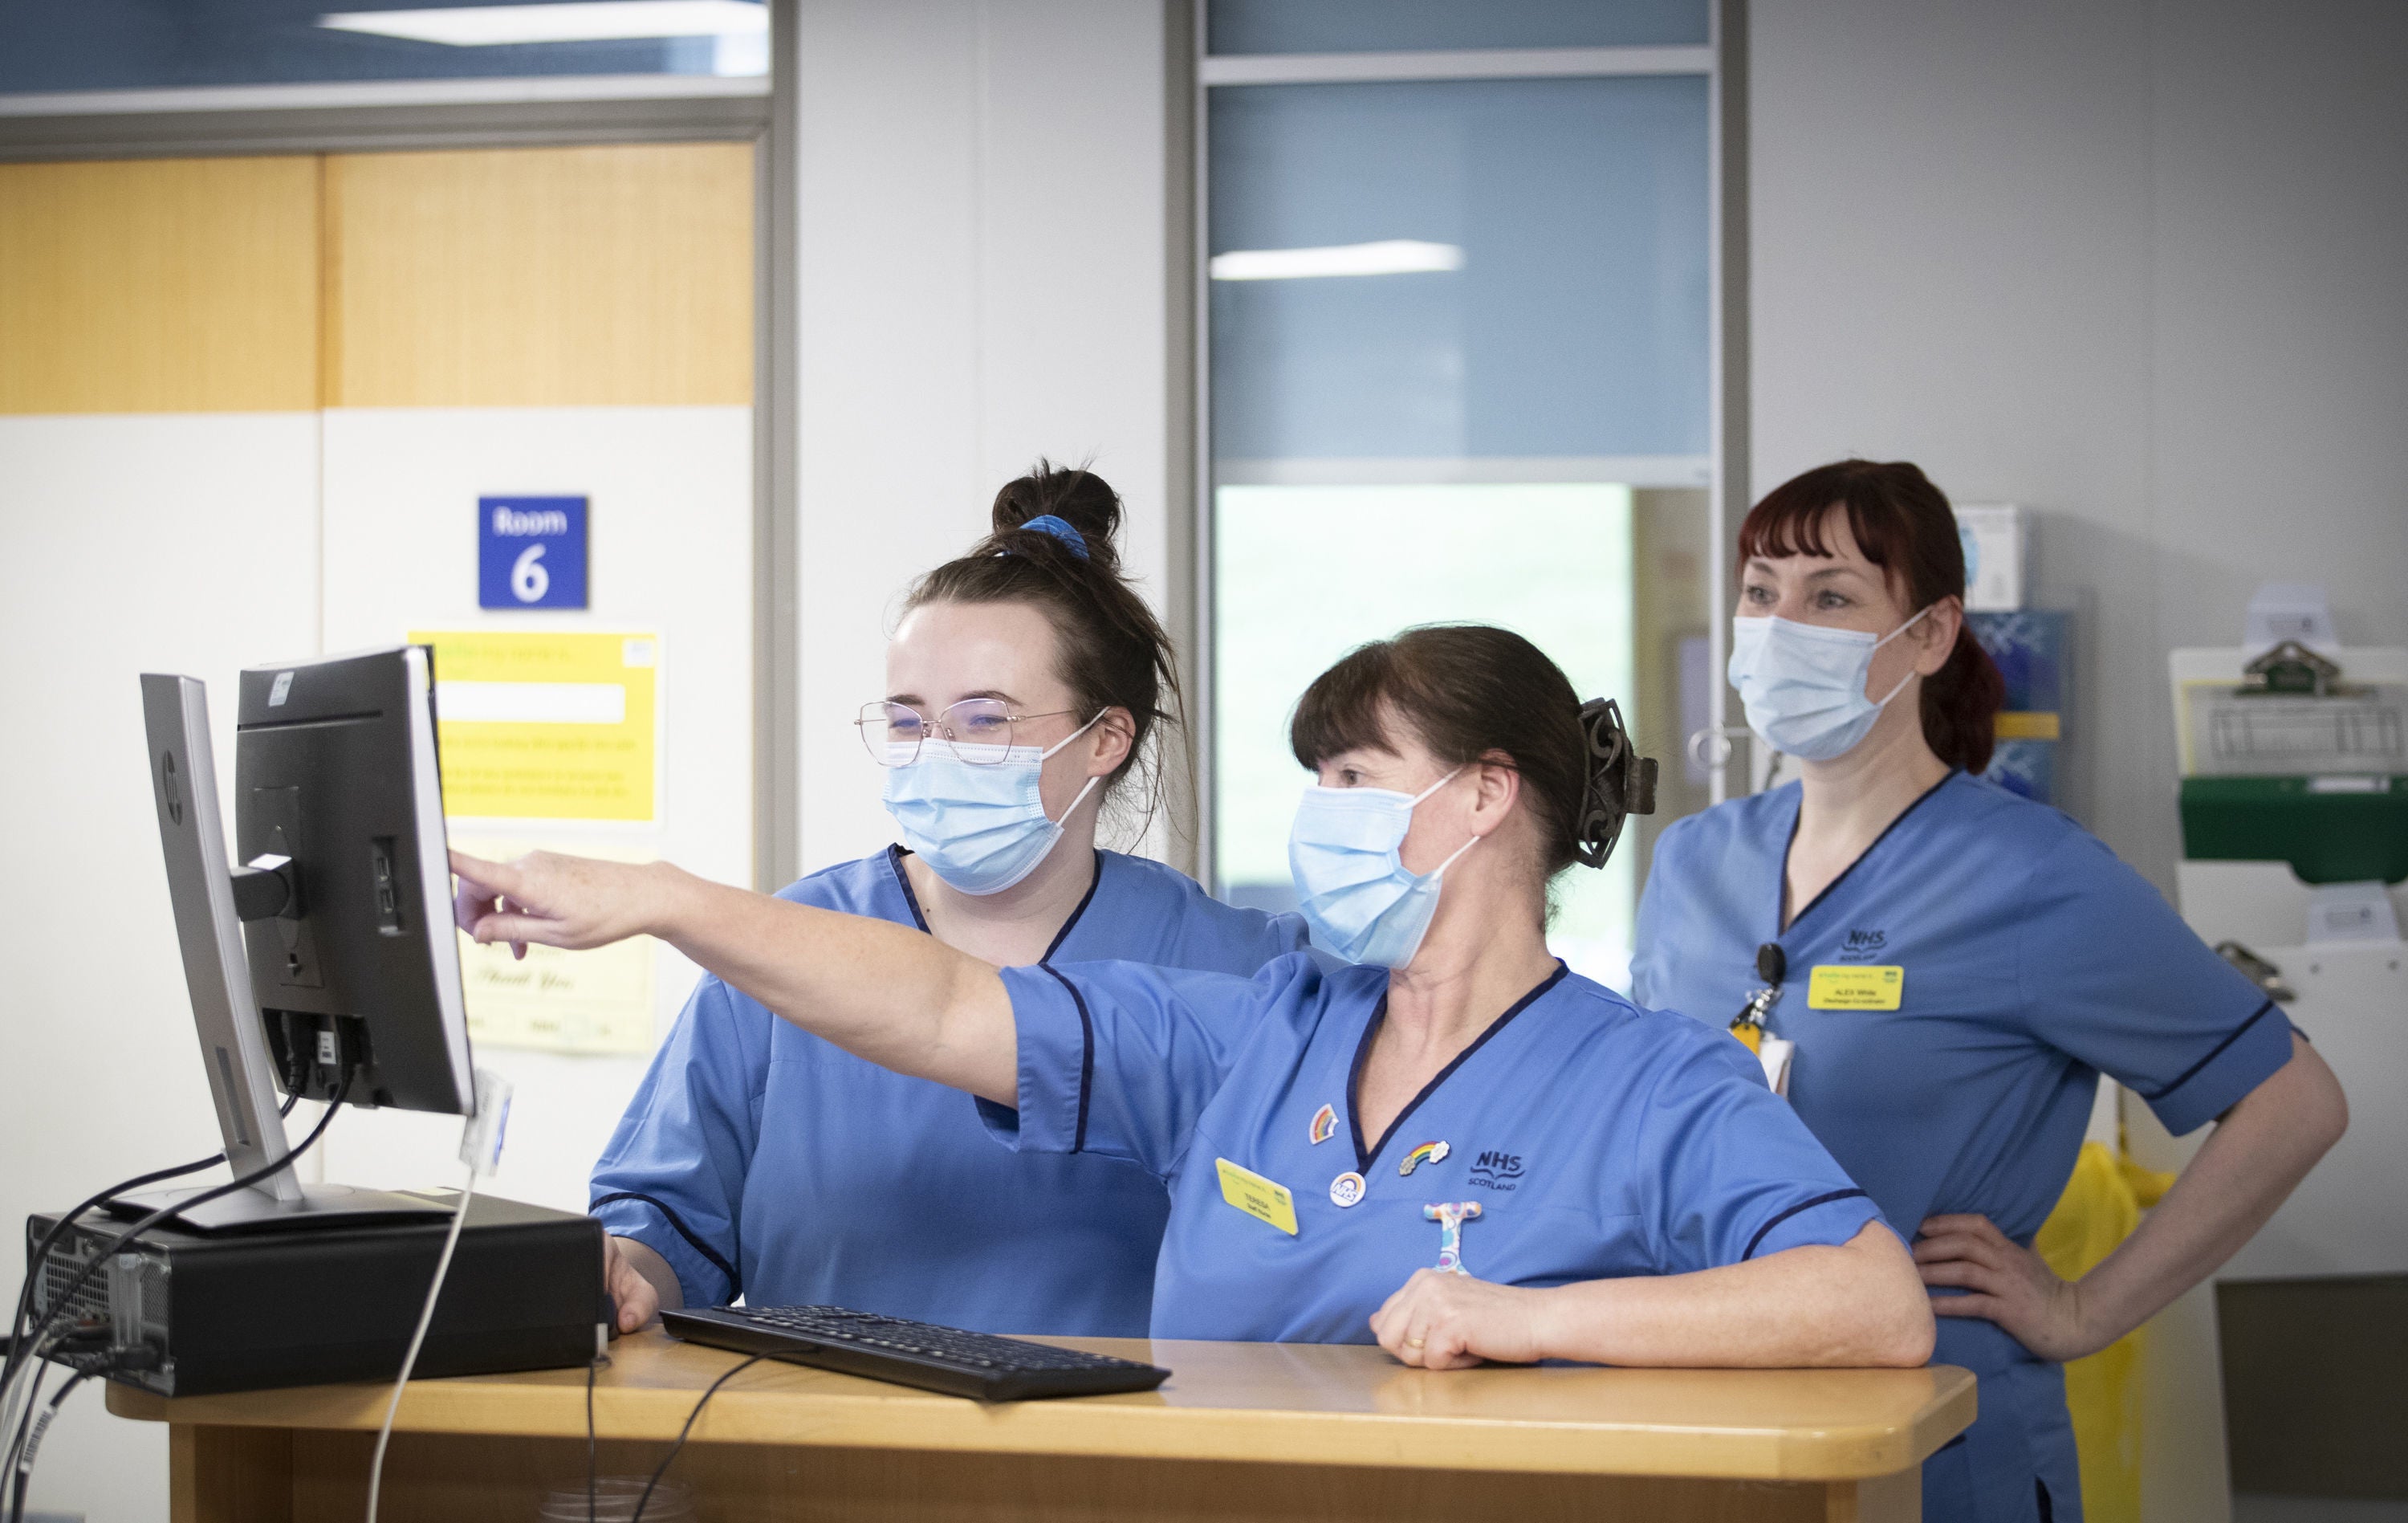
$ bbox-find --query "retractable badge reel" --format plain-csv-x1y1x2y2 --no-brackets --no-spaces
1729,943,1786,1054
1729,945,1796,1095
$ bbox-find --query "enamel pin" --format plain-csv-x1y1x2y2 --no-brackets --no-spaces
1329,1171,1367,1208
1308,1104,1338,1146
1397,1140,1450,1177
1422,1201,1482,1274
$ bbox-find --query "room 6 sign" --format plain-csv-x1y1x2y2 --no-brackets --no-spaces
478,496,589,609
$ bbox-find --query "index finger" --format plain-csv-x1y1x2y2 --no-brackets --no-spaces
449,849,522,897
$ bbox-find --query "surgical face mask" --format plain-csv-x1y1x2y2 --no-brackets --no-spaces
881,713,1102,895
1727,606,1934,761
1287,770,1479,969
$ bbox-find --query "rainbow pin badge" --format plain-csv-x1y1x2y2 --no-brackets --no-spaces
1308,1104,1338,1146
1397,1140,1450,1177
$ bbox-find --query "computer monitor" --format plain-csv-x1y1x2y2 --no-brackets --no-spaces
129,645,474,1232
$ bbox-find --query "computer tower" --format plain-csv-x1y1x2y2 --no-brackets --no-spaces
26,1191,604,1397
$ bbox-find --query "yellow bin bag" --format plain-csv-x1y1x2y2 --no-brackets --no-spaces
2032,1138,2177,1523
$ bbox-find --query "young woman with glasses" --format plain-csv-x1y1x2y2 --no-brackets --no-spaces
583,462,1304,1338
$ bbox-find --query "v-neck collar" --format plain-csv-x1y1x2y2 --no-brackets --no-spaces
883,844,1104,966
1772,771,1957,939
1343,963,1569,1175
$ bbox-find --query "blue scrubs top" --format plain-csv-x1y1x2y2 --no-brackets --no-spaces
981,955,1886,1344
1633,772,2294,1523
590,846,1306,1336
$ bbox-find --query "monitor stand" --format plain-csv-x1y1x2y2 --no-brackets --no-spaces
102,1180,451,1235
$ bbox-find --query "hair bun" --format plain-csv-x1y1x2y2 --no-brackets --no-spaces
991,459,1124,574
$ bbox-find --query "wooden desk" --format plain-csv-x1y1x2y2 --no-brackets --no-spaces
110,1332,1974,1523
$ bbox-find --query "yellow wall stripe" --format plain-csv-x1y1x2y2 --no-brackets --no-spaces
0,157,321,415
323,144,754,409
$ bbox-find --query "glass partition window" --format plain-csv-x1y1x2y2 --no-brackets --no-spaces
0,0,767,95
1203,25,1714,990
1215,484,1637,984
1209,0,1707,56
1210,76,1710,472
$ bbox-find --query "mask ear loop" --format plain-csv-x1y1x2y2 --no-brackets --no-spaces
1405,767,1481,877
1867,605,1939,710
1038,711,1109,825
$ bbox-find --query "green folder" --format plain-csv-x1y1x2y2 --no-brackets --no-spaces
2179,775,2408,885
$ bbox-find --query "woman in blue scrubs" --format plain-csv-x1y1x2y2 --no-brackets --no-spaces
458,625,1938,1370
586,463,1304,1338
1631,459,2349,1522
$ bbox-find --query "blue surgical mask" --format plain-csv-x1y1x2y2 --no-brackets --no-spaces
1287,770,1479,968
1727,607,1933,761
881,714,1102,896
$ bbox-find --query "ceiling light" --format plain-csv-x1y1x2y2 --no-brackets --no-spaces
319,1,767,47
1208,240,1465,281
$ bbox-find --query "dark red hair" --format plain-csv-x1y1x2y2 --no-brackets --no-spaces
1737,459,2004,773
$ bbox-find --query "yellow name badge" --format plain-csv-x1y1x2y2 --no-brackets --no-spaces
1808,965,1905,1010
1214,1158,1299,1236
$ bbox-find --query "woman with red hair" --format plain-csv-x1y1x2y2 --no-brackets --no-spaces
1633,459,2348,1523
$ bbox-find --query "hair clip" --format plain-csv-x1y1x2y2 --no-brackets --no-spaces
1572,698,1657,869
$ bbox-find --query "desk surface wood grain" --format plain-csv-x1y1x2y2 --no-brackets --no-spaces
112,1331,1973,1484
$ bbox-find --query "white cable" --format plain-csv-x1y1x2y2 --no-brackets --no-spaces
364,1167,475,1523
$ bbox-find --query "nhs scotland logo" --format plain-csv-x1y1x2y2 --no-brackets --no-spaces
478,495,588,609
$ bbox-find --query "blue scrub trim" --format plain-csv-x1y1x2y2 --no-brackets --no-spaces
1038,964,1099,1154
1344,963,1570,1174
1039,852,1107,963
1740,1187,1870,1260
1775,770,1957,936
885,845,931,931
885,844,1104,963
2136,997,2275,1103
590,1189,742,1301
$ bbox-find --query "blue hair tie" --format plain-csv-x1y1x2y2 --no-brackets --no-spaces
1017,514,1089,560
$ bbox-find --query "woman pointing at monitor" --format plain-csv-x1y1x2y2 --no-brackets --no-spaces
461,625,1934,1369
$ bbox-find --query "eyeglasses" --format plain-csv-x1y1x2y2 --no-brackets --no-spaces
856,699,1084,766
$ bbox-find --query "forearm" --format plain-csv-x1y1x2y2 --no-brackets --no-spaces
647,864,1020,1104
1534,1224,1934,1368
2075,1034,2346,1345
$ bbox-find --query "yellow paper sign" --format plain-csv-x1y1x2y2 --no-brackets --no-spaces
451,835,658,1054
410,630,657,821
1215,1158,1299,1236
1808,964,1906,1010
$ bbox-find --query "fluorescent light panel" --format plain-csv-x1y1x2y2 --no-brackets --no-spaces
1209,240,1465,281
319,1,766,46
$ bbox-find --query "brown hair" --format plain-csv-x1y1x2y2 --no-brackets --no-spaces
1290,625,1623,882
905,460,1183,816
1737,459,2005,773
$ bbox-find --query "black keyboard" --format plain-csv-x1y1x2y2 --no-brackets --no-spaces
660,1305,1171,1402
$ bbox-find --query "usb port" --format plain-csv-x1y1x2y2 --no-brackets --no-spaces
371,837,405,935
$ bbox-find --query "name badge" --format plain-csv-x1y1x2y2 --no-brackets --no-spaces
1808,964,1905,1010
1215,1158,1299,1236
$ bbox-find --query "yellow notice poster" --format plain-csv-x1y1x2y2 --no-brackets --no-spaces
451,836,658,1054
412,630,658,821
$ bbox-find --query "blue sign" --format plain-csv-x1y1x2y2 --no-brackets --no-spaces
478,496,588,609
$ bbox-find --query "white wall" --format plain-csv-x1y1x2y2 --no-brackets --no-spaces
1749,5,2408,1520
1750,0,2408,894
0,413,323,1523
792,0,1178,871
